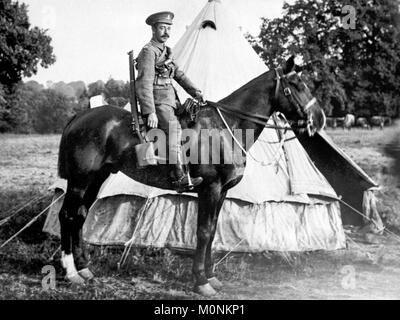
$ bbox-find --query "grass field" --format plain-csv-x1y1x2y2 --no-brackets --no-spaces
1,126,400,300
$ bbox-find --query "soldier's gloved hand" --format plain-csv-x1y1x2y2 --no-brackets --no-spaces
147,113,158,129
194,90,204,103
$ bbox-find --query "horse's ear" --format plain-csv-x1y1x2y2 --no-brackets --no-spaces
283,55,295,74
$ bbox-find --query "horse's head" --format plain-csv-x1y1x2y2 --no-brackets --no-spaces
273,55,326,136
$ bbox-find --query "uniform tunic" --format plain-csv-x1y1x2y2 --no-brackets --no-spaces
136,39,199,115
135,39,201,162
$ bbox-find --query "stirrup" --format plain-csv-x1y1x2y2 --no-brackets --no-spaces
172,174,203,193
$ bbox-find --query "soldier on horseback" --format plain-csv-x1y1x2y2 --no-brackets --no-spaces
136,11,203,193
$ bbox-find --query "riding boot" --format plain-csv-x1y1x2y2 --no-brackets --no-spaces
172,152,203,193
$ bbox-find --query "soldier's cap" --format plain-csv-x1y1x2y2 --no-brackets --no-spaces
145,11,174,26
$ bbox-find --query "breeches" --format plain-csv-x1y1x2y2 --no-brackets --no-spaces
155,104,182,163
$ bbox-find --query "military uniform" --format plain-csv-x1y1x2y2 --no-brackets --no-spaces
135,11,203,192
136,39,200,123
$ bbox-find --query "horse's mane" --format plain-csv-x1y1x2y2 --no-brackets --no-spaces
218,70,270,104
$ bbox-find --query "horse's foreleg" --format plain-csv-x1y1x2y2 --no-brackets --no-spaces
193,184,222,296
70,204,93,280
204,191,226,291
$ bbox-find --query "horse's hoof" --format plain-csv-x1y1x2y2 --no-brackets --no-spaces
66,273,86,285
194,283,217,297
208,277,223,291
78,268,94,280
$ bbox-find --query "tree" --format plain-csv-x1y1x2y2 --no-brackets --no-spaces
88,80,106,97
68,81,87,100
24,80,44,92
50,82,76,100
104,78,129,107
0,82,78,133
248,0,400,117
0,0,56,89
31,89,75,133
0,83,11,132
105,78,125,98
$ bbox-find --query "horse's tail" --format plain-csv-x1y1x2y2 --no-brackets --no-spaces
58,114,78,179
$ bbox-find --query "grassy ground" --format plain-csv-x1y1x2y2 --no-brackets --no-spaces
1,125,400,300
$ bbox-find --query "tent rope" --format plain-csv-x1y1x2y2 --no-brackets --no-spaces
48,245,61,261
0,194,47,227
338,198,400,244
213,239,245,271
0,192,65,249
118,197,151,269
345,234,383,262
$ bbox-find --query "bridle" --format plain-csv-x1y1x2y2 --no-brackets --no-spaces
207,67,319,135
274,67,318,136
198,67,321,165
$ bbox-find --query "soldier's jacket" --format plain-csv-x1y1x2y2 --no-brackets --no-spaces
135,39,200,116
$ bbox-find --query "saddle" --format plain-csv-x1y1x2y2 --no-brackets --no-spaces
176,98,203,125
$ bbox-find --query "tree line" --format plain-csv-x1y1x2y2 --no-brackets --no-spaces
1,0,399,134
0,0,130,134
247,0,400,118
0,79,130,133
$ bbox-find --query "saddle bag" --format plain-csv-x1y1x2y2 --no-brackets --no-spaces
134,141,158,167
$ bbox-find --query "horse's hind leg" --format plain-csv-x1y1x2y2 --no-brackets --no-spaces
59,182,88,284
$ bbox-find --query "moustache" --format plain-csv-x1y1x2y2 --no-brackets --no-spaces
162,34,169,38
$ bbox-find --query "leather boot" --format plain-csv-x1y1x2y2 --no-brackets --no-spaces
172,156,203,193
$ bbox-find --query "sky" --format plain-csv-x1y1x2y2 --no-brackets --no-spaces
22,0,287,85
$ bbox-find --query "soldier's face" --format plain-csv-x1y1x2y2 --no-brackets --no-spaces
152,23,171,43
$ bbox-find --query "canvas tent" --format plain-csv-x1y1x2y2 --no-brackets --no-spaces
44,0,351,252
298,132,379,226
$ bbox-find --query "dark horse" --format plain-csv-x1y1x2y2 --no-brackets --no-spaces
57,56,326,296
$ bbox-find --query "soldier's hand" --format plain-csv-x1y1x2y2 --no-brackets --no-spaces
194,90,204,103
147,113,158,129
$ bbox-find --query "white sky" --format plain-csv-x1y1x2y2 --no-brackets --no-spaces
22,0,286,84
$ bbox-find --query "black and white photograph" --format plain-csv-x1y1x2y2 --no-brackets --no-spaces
1,0,400,304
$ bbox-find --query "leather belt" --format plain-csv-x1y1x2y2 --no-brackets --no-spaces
154,77,172,86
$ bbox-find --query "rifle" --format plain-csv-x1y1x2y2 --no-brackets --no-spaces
128,50,158,166
128,50,144,143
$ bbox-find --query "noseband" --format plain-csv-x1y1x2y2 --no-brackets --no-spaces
274,67,317,135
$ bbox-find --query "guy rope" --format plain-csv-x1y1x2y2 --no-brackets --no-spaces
0,192,65,249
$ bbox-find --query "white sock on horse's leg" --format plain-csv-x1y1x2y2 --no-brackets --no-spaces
61,251,78,277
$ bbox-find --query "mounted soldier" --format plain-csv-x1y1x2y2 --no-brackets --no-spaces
135,11,204,193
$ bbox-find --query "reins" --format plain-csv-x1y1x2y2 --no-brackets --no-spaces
213,105,291,167
207,100,293,130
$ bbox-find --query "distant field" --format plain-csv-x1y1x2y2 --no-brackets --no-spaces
325,126,400,229
1,126,400,299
